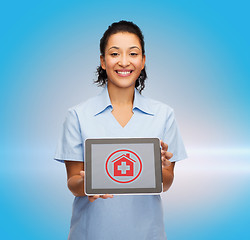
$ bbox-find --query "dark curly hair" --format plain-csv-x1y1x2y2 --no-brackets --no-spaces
95,20,147,93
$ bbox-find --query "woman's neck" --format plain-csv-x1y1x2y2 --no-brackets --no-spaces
107,82,135,106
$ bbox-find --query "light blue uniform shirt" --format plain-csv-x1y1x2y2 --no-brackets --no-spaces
54,85,187,240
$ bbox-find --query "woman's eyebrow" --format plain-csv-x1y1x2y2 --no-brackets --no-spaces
107,46,141,51
129,46,141,50
107,46,119,51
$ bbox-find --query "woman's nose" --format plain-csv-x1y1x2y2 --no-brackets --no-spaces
118,55,130,67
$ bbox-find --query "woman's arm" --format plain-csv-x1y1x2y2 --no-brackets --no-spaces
65,161,85,197
65,161,113,202
160,140,175,192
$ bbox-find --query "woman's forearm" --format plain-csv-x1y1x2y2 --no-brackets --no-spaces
162,168,174,192
67,175,86,197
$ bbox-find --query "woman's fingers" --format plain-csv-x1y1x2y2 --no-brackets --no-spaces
88,194,114,202
160,140,168,151
161,150,173,160
160,140,173,168
88,195,100,202
100,194,114,199
161,153,172,167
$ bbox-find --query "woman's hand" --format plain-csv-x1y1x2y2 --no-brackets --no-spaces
80,170,114,203
160,140,173,168
160,140,175,192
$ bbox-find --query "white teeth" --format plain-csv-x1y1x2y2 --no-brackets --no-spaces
117,71,131,75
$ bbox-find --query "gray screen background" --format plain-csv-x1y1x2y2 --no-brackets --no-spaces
91,143,156,189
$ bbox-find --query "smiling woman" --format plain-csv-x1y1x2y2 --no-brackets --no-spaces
54,20,187,240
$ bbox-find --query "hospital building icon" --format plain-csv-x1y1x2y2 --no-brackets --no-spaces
105,149,143,183
112,153,136,176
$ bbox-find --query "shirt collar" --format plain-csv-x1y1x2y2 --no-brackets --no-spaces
94,85,154,116
133,88,155,115
94,85,113,116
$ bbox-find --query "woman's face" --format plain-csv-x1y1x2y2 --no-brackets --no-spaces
100,32,145,90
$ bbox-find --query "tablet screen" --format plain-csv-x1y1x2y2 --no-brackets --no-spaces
91,143,156,189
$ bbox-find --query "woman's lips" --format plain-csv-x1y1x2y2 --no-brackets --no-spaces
115,70,133,77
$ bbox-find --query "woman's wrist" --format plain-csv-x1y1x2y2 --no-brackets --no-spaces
67,174,86,197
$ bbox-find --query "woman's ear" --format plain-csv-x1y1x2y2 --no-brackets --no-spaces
141,55,146,70
100,55,106,70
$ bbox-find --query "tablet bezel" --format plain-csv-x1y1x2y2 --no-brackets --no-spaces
84,138,162,195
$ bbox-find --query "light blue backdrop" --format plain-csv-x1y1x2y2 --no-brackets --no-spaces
1,1,249,239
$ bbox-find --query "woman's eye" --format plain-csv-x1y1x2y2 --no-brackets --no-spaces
130,52,138,56
111,53,119,56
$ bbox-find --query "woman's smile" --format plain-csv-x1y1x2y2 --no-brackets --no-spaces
115,69,133,77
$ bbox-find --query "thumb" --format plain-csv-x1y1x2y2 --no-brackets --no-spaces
80,170,85,178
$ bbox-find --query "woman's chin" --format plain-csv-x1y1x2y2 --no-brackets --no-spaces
107,79,136,89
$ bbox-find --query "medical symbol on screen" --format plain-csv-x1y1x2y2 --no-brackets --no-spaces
105,149,142,183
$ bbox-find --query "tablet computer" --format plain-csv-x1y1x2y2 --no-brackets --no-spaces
84,138,162,195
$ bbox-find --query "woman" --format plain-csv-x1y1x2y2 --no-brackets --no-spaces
54,20,187,240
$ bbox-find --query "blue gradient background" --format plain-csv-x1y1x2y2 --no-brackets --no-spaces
1,1,249,239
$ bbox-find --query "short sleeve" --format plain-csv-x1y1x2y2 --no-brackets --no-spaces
54,109,84,163
163,110,187,162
